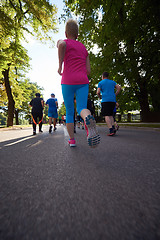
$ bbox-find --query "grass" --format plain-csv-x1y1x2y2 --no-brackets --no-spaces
0,124,32,129
0,123,50,129
97,122,160,129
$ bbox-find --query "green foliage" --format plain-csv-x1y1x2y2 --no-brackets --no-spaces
0,0,58,74
0,77,43,124
0,82,7,108
64,0,160,119
58,103,66,116
43,105,49,124
0,0,58,43
0,0,58,125
117,86,140,114
0,112,7,125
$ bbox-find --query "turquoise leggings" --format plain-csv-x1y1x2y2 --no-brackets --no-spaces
62,84,89,123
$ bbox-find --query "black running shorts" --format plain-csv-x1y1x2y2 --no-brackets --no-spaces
101,102,116,116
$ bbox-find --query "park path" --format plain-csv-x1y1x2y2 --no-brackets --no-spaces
0,125,160,240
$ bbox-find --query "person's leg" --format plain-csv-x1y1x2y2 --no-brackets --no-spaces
53,118,57,130
76,84,100,147
76,84,91,120
49,117,52,125
105,115,116,134
101,102,115,136
66,123,74,139
61,85,75,140
80,109,91,121
110,115,114,126
54,112,58,131
38,112,43,132
32,112,37,134
108,115,115,135
49,116,52,133
33,121,37,134
105,116,113,129
39,122,42,132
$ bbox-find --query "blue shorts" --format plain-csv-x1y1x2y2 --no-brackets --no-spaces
62,84,89,123
48,111,58,118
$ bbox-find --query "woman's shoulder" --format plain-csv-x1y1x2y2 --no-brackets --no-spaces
65,39,85,47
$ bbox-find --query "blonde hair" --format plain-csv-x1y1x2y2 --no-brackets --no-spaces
65,19,78,38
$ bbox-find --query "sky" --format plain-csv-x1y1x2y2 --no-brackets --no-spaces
23,0,66,106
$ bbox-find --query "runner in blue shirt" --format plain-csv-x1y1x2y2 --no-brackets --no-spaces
46,93,58,133
97,72,121,136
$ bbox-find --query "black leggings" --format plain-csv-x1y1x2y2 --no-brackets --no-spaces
32,112,43,132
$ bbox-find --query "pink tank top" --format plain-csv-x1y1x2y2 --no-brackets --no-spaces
61,39,89,85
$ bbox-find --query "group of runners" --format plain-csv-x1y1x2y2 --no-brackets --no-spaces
30,19,121,148
29,93,58,135
29,93,95,135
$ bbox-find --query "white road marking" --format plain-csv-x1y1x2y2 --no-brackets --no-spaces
4,136,35,147
63,126,69,146
63,127,69,137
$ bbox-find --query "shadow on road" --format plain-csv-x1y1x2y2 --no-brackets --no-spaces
0,134,40,148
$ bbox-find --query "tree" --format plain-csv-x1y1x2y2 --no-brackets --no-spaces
43,105,49,124
64,0,160,121
0,0,58,126
1,42,30,126
0,77,43,126
58,103,66,116
0,112,7,125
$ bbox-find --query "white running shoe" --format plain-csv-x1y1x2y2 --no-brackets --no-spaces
85,115,100,148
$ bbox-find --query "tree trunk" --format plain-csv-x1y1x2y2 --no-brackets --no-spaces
138,80,150,122
3,66,15,127
127,113,131,122
15,109,19,125
118,114,121,122
149,84,160,113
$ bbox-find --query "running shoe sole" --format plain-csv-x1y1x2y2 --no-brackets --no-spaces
85,115,100,148
69,144,76,147
107,132,115,136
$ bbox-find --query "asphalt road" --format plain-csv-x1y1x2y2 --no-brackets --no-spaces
0,125,160,240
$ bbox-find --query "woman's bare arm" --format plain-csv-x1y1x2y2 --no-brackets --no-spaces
57,40,66,75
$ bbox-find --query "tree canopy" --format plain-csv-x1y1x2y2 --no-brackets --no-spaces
65,0,160,121
0,0,58,126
